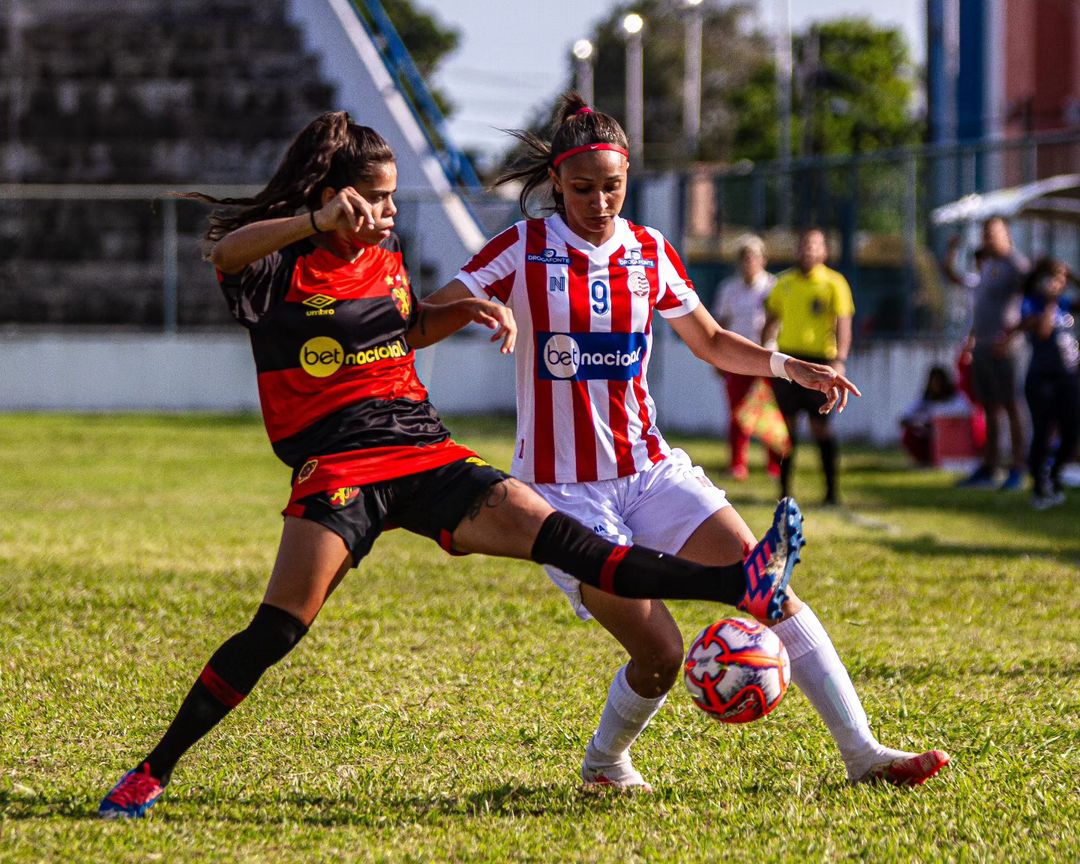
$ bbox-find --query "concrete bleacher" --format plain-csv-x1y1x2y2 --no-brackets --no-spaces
0,0,337,327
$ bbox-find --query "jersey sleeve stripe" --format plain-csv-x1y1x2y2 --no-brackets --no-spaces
486,272,515,303
662,237,692,283
524,218,556,484
462,224,518,274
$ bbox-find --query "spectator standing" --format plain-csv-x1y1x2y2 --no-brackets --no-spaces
712,235,781,480
1021,259,1079,509
764,228,854,506
944,218,1030,490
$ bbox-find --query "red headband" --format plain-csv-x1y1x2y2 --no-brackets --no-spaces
551,143,630,169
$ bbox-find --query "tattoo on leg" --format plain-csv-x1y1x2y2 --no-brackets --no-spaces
464,479,514,520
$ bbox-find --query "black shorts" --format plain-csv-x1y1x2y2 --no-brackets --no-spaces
771,356,830,420
971,344,1018,406
287,457,509,566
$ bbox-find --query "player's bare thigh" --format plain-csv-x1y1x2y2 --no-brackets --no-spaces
262,516,353,627
676,506,805,621
450,478,555,557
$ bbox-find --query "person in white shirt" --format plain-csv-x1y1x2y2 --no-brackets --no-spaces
428,93,946,793
712,234,781,480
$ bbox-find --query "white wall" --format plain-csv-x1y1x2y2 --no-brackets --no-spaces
0,331,964,445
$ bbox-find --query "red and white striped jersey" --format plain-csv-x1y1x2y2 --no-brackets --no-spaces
455,214,699,483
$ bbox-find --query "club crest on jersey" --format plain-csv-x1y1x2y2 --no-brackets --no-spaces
297,458,318,484
327,486,360,509
538,331,647,381
629,271,650,297
617,249,655,268
527,247,571,265
392,285,411,320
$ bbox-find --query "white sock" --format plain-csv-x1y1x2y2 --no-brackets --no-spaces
585,664,667,765
772,605,904,780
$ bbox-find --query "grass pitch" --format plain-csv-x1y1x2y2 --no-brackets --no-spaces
1,413,1078,863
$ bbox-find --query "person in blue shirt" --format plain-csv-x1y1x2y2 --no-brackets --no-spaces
1021,258,1079,509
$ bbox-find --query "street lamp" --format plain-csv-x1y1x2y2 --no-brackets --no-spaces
772,0,793,226
683,0,704,158
572,38,595,105
622,13,644,165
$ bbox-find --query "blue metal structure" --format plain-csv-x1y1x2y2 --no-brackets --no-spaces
353,0,482,190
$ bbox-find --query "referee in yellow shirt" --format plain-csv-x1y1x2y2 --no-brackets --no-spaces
763,228,854,505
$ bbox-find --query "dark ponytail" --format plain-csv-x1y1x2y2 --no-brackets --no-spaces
182,111,395,243
496,92,629,217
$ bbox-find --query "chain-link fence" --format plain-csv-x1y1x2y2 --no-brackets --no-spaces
683,130,1080,340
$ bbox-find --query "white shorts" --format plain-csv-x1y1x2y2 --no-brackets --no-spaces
530,448,730,621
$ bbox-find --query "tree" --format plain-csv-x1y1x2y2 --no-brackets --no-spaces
518,3,921,168
733,18,922,162
358,0,460,116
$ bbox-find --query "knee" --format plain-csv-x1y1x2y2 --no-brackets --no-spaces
631,639,685,693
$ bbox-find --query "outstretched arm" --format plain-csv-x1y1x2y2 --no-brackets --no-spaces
669,305,861,414
424,278,474,305
209,189,377,274
407,295,516,353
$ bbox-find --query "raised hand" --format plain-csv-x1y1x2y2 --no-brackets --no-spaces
786,358,861,415
467,299,517,354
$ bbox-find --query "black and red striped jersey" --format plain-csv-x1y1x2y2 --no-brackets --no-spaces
218,236,474,497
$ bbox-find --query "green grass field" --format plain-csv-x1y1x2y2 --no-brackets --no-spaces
1,413,1078,863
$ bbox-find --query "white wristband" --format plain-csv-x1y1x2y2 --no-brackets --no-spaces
770,351,793,381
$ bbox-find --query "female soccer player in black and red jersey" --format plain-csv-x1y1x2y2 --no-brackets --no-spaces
97,111,803,818
429,94,948,791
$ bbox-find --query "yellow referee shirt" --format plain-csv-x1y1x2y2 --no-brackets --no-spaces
765,264,855,360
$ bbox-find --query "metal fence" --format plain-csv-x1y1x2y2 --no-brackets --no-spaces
0,185,518,331
3,132,1079,335
683,131,1080,339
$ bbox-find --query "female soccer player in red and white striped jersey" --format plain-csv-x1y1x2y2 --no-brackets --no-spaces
429,94,947,791
97,111,806,819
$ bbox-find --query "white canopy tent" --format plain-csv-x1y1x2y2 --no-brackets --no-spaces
931,174,1080,225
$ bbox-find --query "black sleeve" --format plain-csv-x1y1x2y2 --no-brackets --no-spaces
216,241,309,328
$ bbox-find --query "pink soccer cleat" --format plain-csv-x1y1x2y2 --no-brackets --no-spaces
98,762,167,819
737,497,804,621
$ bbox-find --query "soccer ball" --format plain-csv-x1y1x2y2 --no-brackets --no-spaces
683,618,790,723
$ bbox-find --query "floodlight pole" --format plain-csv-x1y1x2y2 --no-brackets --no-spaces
774,0,793,227
623,14,645,166
683,0,704,159
572,39,595,105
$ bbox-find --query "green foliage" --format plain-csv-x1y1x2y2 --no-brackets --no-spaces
1,414,1078,862
538,2,920,167
354,0,460,118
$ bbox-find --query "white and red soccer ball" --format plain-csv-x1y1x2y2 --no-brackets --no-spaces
683,618,790,723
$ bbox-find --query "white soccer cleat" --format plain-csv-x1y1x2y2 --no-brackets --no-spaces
580,754,653,793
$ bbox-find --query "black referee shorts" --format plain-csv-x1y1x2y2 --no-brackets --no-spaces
771,354,831,420
288,457,508,567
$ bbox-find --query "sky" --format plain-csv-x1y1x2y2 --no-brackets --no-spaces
429,0,925,165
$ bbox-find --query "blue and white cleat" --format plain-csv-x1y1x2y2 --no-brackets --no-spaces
737,497,805,622
98,763,167,819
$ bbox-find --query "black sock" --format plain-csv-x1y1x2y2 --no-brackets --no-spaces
143,604,308,782
780,419,797,498
819,437,838,503
530,512,745,605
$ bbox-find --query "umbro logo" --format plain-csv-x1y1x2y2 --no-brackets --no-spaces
302,294,337,317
